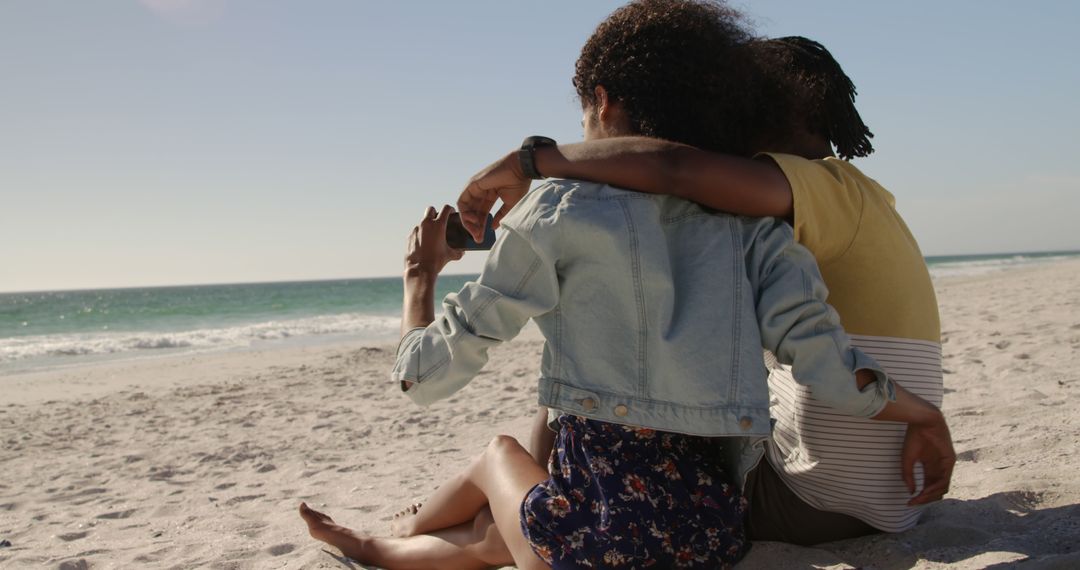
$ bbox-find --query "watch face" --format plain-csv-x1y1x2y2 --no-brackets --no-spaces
523,136,557,149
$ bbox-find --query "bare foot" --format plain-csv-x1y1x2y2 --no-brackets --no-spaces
298,502,369,560
390,502,423,537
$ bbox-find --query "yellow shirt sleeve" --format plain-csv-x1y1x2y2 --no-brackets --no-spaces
760,153,865,264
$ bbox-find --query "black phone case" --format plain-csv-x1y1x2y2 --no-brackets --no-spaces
446,213,497,250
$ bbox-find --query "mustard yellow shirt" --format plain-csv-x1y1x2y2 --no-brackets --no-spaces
762,153,940,343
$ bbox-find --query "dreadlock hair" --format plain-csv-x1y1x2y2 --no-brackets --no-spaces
753,36,875,159
573,0,759,156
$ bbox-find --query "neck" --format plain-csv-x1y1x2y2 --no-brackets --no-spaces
767,131,834,160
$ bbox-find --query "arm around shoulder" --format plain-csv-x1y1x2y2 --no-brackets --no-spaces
536,137,793,218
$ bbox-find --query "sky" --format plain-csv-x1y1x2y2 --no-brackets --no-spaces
2,0,1078,293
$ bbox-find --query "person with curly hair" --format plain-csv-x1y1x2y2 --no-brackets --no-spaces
298,2,952,567
457,33,955,547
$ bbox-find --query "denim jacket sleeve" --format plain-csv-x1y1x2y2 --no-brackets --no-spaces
391,196,561,407
745,218,895,418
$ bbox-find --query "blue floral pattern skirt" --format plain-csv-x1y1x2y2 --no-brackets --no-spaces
520,414,749,569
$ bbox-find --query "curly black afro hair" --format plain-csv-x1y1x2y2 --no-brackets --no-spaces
573,0,761,156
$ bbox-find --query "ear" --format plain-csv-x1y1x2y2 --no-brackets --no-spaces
593,85,610,119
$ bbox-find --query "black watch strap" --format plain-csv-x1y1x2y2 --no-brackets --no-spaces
518,136,557,180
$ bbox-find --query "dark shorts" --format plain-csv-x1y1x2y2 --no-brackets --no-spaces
745,458,879,545
520,415,750,569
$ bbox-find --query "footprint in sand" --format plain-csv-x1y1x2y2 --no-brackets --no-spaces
336,464,365,473
47,488,108,503
96,509,137,520
266,543,296,556
224,494,265,506
236,522,268,539
58,531,89,542
955,448,982,462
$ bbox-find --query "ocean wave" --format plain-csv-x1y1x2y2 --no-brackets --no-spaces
927,254,1076,278
0,313,400,364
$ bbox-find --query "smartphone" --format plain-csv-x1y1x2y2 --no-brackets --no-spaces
446,212,497,250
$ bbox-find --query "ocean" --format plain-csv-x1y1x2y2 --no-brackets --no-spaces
3,251,1078,373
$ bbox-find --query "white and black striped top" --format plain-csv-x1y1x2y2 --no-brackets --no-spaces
764,334,944,532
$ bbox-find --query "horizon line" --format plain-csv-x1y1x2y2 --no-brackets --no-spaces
3,248,1079,296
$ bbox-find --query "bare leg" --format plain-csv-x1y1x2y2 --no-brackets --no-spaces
301,436,550,570
394,435,546,540
390,452,494,538
301,503,509,570
527,406,556,466
468,435,551,570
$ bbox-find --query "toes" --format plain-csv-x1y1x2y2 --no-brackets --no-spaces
298,503,332,525
393,503,422,518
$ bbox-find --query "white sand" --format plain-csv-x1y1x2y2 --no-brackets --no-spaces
2,261,1079,569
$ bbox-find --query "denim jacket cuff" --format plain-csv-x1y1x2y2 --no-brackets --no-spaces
392,327,427,392
852,349,896,417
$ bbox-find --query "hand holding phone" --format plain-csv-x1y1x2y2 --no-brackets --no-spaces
446,212,497,250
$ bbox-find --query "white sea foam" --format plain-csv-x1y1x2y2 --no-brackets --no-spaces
0,312,400,364
927,254,1077,279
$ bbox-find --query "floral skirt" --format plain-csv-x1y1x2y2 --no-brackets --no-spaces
520,415,749,569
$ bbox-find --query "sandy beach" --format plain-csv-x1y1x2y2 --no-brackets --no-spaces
2,260,1079,569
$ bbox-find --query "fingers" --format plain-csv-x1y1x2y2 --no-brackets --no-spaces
913,452,955,505
433,204,465,260
433,205,457,250
908,475,950,506
407,225,419,251
459,183,494,243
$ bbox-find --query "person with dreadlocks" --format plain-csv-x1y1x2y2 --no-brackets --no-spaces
456,36,955,545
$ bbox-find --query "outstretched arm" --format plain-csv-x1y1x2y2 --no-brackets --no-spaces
457,137,792,242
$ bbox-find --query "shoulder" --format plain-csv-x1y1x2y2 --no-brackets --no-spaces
737,215,794,248
500,178,611,233
758,153,854,187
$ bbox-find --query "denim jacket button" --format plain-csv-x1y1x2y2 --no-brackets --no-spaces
739,416,753,430
614,404,629,417
581,398,597,411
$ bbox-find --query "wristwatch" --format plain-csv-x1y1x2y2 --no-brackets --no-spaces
518,136,557,180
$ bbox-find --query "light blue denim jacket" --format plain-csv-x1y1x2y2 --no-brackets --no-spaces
393,180,892,476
